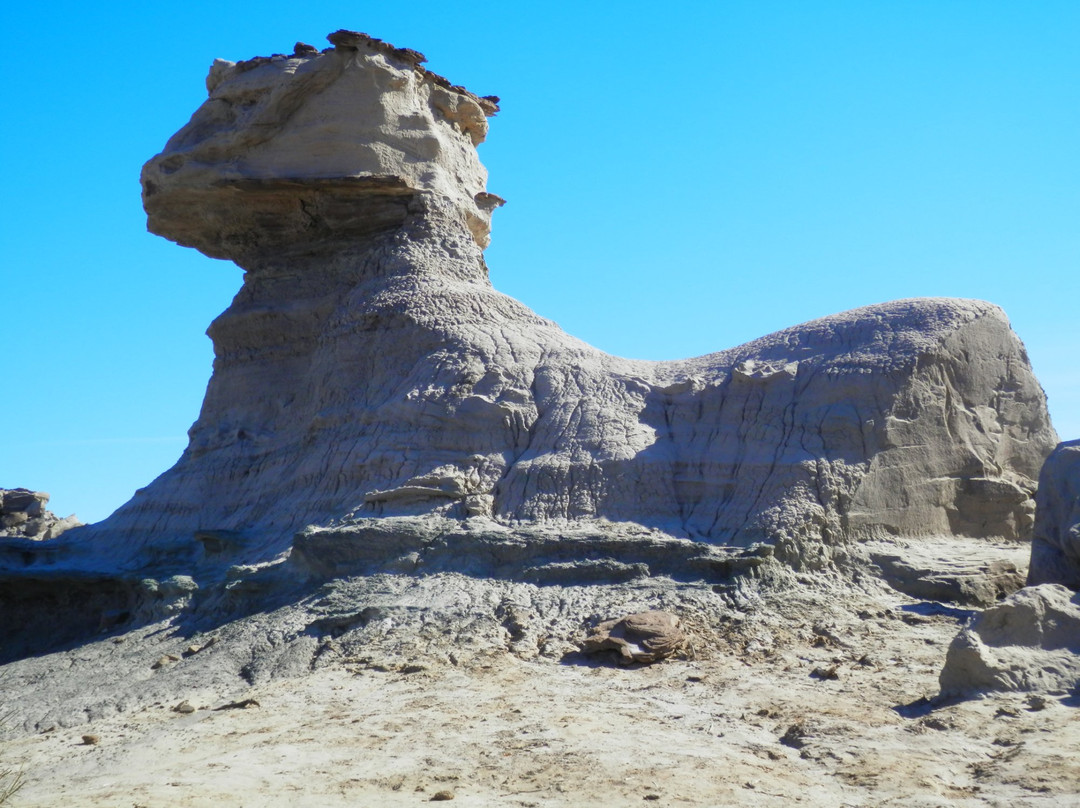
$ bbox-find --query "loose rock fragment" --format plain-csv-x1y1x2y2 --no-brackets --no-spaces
580,611,686,664
779,724,809,749
151,654,180,670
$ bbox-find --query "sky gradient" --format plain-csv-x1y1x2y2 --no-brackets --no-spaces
4,1,1077,523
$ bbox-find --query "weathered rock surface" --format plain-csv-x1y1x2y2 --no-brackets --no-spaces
0,33,1066,742
1027,439,1080,588
939,584,1080,696
0,488,81,540
0,31,1076,808
0,33,1059,666
579,610,687,664
866,536,1028,606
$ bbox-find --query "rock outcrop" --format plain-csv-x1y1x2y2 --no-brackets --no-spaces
7,31,1056,587
0,32,1070,765
939,584,1080,696
1027,440,1080,589
0,488,80,540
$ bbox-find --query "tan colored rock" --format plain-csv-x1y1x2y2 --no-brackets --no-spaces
141,29,499,257
580,611,686,664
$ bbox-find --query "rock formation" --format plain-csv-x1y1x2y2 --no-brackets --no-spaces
0,31,1063,696
936,441,1080,698
1027,439,1080,588
3,31,1057,589
0,488,80,540
2,37,1077,792
939,583,1080,696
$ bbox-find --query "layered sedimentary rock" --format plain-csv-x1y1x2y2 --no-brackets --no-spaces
13,32,1058,581
0,488,80,540
1027,440,1080,588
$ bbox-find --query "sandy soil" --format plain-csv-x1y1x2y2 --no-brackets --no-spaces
5,599,1079,808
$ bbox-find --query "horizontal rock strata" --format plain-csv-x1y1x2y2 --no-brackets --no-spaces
0,30,1070,733
3,32,1059,593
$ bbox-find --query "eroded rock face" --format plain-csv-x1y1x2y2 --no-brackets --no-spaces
141,31,501,259
17,32,1059,579
1027,440,1080,589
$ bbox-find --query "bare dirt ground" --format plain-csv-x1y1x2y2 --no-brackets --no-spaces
5,593,1079,808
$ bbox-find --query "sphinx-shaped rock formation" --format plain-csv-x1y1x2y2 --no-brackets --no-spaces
10,32,1058,585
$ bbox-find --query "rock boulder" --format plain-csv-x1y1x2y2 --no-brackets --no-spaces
0,488,81,540
939,584,1080,696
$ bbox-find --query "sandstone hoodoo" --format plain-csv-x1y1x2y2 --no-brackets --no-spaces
1,32,1075,803
10,30,1058,584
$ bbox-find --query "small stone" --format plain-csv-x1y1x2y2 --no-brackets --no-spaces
430,790,454,801
173,701,196,714
1026,694,1048,711
779,723,808,749
81,734,99,745
810,665,840,680
151,654,181,670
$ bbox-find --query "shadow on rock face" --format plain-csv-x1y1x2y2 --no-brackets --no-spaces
1027,439,1080,589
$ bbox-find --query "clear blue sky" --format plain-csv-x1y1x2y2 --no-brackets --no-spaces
3,1,1077,523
